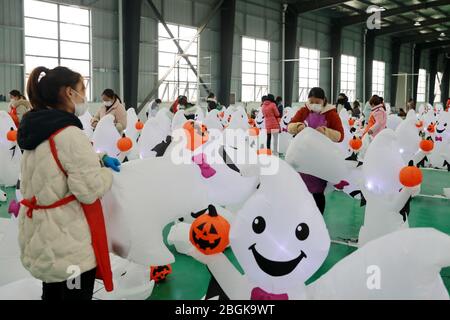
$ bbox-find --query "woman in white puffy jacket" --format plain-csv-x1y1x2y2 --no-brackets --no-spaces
17,66,121,301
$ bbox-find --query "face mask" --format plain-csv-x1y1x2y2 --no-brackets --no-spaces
308,103,323,113
104,101,114,107
71,89,88,117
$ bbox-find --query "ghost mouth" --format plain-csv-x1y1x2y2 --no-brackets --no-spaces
219,146,241,174
249,244,307,277
257,120,264,126
436,128,446,134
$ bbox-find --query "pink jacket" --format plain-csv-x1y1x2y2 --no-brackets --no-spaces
262,101,281,131
368,105,387,137
91,99,127,133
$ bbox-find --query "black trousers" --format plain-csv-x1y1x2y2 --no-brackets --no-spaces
42,268,97,301
267,133,272,150
313,193,326,215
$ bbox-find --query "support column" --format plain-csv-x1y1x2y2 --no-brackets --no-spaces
122,0,142,109
428,49,438,104
218,0,236,106
284,5,298,107
442,56,450,104
412,45,422,103
364,31,375,101
330,22,342,103
390,39,401,106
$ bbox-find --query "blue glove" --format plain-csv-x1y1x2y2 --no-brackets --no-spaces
103,155,121,173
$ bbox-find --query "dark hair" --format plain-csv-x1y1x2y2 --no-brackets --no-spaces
369,95,384,108
261,96,268,102
353,100,360,108
102,89,122,104
275,96,283,103
9,90,26,100
267,94,276,103
27,66,82,110
308,87,328,106
155,99,162,104
207,92,215,99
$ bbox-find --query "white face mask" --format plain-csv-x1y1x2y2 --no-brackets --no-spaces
104,101,114,107
71,90,88,117
308,103,323,113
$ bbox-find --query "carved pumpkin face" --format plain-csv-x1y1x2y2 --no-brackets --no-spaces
399,161,423,188
7,128,17,142
183,121,209,151
348,118,356,126
189,205,230,255
427,122,435,133
117,134,133,152
349,136,362,151
415,120,424,129
150,265,172,283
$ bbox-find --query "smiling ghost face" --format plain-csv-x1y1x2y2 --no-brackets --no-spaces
230,192,330,294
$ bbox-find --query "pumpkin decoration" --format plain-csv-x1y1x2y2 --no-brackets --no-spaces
419,137,434,153
249,127,260,137
399,160,423,187
349,136,362,152
117,134,133,152
189,205,230,255
183,121,209,152
257,148,272,156
6,128,17,142
427,122,435,134
348,118,356,126
415,120,423,129
150,264,172,283
135,119,144,131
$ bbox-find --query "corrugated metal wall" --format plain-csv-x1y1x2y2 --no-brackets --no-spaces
0,0,421,106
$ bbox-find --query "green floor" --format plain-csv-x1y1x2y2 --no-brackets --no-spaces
1,168,449,299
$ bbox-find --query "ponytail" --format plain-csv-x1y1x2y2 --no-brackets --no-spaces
27,66,82,110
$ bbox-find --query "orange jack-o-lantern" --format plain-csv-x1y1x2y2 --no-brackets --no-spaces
150,265,172,283
427,122,435,134
183,121,209,151
349,136,362,151
249,127,260,137
257,149,272,156
189,205,230,255
135,120,144,131
7,128,17,142
218,111,225,119
117,134,133,152
348,118,356,126
419,137,434,153
415,120,424,129
248,118,256,127
399,160,423,187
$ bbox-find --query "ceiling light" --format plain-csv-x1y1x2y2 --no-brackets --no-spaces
414,21,421,26
440,32,446,37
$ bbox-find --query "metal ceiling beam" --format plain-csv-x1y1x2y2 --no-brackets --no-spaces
294,0,349,14
397,30,450,44
417,39,450,50
342,0,449,27
373,17,448,36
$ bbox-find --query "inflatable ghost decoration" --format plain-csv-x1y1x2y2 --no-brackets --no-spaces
175,157,450,299
278,108,295,154
123,108,140,161
0,189,6,202
387,114,403,131
101,157,210,267
0,111,21,186
255,108,265,130
395,116,421,163
358,129,420,246
92,114,124,160
285,127,350,185
428,111,450,169
172,110,189,132
227,108,250,130
78,111,94,139
137,117,172,159
338,108,356,156
194,107,206,123
205,110,224,131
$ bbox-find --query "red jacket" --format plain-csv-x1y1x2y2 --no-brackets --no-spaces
262,101,281,131
290,105,345,143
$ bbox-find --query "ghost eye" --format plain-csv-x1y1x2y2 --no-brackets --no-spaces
445,123,447,127
295,223,309,241
252,217,266,234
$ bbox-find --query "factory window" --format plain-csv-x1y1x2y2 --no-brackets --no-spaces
298,47,320,102
434,72,443,103
372,60,385,98
340,54,357,102
417,69,427,103
241,37,270,102
24,0,92,100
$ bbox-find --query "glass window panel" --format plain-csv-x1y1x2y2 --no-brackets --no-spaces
242,50,255,62
256,74,268,86
299,78,308,87
179,26,197,40
158,24,170,39
255,51,268,63
255,63,268,75
25,18,58,39
61,59,90,77
242,61,255,73
24,0,57,20
242,73,255,85
300,48,309,58
188,69,197,82
242,85,255,102
59,5,90,26
159,52,176,67
159,39,178,53
60,23,90,43
299,58,309,69
25,56,58,74
256,40,269,52
242,37,255,50
60,41,90,60
25,37,58,57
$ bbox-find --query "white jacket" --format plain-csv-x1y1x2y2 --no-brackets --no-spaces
19,126,113,283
